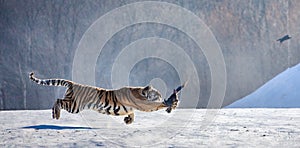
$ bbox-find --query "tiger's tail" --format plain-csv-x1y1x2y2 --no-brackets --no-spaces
29,72,72,88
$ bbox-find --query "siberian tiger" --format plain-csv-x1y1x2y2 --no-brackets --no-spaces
29,72,182,124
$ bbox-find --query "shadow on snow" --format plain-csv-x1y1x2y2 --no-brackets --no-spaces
22,124,94,130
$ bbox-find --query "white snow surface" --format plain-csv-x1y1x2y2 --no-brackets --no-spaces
228,63,300,108
0,109,299,147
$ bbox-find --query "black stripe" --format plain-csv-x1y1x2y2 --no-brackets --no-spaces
112,93,117,112
61,80,66,86
95,90,105,107
95,97,102,107
87,89,98,109
106,106,111,115
88,88,98,109
122,104,128,113
66,101,70,112
57,80,61,86
71,101,77,113
62,80,71,87
66,81,71,87
112,92,120,115
77,87,89,109
103,91,109,108
99,90,106,108
75,108,80,113
114,106,120,115
51,79,56,85
65,88,73,98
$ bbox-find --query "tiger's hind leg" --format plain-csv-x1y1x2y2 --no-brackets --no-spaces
124,113,134,124
52,98,72,119
52,99,62,119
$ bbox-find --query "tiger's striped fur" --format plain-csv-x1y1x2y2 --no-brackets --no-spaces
29,72,176,124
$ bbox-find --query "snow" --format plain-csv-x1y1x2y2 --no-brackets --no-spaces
0,109,299,147
227,63,300,108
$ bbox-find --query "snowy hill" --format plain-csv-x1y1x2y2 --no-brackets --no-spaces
228,63,300,108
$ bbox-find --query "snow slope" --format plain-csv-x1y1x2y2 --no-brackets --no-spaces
0,109,299,147
228,63,300,108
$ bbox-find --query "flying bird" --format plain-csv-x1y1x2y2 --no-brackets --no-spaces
277,35,291,43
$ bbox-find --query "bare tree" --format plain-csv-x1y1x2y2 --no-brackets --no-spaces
19,1,43,109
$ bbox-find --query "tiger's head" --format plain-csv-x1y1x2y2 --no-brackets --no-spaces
141,85,162,102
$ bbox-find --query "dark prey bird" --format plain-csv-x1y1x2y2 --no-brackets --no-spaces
277,35,291,43
164,82,187,113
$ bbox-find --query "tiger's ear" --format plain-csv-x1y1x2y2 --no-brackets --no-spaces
143,85,152,91
142,85,152,96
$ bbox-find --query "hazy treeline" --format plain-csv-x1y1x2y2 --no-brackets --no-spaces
0,0,299,109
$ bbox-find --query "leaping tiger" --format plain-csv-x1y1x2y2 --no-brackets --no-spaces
29,72,184,124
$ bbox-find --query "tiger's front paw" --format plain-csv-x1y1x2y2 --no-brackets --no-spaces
124,114,134,124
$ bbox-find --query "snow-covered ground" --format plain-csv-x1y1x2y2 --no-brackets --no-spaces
0,109,299,147
228,63,300,108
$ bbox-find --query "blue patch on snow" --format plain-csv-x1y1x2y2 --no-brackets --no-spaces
22,124,93,130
